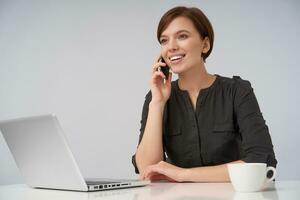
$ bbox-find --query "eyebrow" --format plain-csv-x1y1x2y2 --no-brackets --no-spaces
160,30,190,38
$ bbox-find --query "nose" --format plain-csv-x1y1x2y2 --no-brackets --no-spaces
167,38,179,52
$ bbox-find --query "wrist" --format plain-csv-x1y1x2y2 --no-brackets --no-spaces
149,100,165,109
180,168,193,182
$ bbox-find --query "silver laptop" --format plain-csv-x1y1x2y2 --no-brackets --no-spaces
0,114,150,191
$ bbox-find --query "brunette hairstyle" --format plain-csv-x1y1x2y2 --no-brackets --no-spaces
157,6,214,62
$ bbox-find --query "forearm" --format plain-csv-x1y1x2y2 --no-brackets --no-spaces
182,160,244,182
135,101,165,173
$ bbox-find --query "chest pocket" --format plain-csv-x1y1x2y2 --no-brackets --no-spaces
213,122,235,133
164,123,184,164
206,121,239,164
165,125,182,136
209,121,236,150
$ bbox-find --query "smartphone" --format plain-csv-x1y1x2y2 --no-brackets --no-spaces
159,58,170,80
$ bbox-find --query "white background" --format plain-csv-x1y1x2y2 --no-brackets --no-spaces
1,0,299,184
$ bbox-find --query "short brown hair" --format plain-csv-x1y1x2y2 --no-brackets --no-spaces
157,6,214,62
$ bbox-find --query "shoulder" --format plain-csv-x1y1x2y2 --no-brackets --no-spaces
217,75,253,93
218,75,251,87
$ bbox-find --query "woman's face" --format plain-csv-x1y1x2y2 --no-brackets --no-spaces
159,16,210,74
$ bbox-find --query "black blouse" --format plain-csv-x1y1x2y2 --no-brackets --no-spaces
132,74,277,174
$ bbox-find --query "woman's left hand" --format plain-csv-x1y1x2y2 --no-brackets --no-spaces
140,161,187,182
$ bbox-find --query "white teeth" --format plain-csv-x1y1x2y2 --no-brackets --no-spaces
169,55,185,61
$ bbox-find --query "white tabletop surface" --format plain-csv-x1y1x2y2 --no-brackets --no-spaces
0,181,299,200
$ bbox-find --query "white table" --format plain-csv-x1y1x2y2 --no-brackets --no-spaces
0,181,299,200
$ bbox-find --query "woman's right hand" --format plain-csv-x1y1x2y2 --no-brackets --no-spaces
150,54,172,104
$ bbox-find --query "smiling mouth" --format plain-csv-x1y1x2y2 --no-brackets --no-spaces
169,54,186,64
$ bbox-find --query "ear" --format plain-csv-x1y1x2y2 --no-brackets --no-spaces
202,37,210,54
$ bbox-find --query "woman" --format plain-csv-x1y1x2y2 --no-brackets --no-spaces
132,6,277,182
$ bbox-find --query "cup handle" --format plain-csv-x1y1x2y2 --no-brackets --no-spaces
266,166,276,182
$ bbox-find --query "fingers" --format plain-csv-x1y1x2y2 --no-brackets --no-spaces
151,65,172,85
150,174,171,182
140,166,155,181
152,61,166,74
142,165,164,180
151,53,172,85
166,72,172,84
140,166,156,180
141,168,177,182
154,71,172,87
140,161,181,182
154,53,163,64
152,70,166,82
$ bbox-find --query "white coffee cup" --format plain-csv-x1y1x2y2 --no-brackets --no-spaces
227,163,276,192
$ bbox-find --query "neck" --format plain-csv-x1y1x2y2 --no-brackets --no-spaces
178,63,215,93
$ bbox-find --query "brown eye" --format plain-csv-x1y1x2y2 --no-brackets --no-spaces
160,39,167,44
178,34,188,39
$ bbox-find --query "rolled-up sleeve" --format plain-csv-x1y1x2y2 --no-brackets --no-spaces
233,77,277,167
131,91,152,174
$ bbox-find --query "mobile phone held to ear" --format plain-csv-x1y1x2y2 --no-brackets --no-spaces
159,58,170,80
